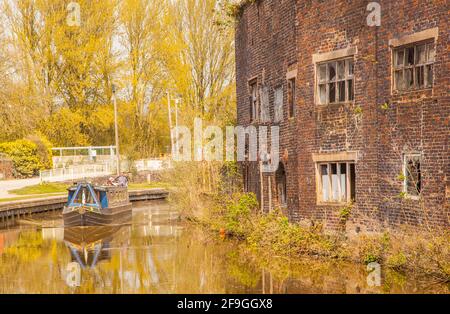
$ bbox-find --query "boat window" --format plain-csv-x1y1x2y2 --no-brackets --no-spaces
72,187,96,205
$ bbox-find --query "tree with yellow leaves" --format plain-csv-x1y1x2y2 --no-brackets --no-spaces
163,0,236,126
0,0,237,160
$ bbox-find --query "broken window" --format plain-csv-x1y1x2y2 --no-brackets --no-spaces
276,163,287,206
249,80,259,122
393,41,435,91
404,154,422,197
274,86,283,123
318,162,356,203
317,58,354,105
288,78,296,118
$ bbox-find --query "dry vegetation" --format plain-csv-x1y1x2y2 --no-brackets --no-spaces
162,162,450,284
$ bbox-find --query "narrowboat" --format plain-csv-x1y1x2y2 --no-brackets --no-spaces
63,182,132,226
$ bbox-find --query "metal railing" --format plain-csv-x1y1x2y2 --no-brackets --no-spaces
39,163,113,183
52,146,117,157
133,159,172,171
39,158,171,183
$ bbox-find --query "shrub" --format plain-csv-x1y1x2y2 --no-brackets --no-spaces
26,132,53,169
246,209,343,258
339,203,353,224
386,252,407,270
0,139,48,178
391,231,450,281
357,235,385,264
224,193,258,236
162,162,222,218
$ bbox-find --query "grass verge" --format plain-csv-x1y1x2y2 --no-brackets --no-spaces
7,182,170,197
0,193,65,203
8,183,68,195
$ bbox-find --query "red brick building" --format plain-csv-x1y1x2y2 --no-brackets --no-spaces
0,155,13,180
235,0,449,230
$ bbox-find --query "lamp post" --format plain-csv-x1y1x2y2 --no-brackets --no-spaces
112,84,120,175
167,93,182,156
167,92,174,155
174,98,181,154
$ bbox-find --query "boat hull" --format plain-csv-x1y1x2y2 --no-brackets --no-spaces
63,203,132,227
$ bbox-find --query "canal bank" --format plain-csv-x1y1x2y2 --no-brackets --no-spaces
180,193,450,286
0,188,169,221
0,201,448,294
157,162,450,286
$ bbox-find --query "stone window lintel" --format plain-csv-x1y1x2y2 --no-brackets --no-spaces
286,69,297,80
389,27,439,48
312,151,358,163
312,47,357,64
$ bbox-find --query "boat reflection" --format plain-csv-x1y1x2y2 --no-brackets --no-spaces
64,225,130,269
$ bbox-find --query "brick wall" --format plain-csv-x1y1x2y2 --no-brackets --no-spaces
236,0,299,216
0,158,13,180
235,0,449,229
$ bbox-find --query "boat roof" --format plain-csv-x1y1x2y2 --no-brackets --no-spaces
67,183,127,192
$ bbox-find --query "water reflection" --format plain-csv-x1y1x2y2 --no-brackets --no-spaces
64,226,128,269
0,201,448,294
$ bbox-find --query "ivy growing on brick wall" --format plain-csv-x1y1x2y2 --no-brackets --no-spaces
225,0,259,18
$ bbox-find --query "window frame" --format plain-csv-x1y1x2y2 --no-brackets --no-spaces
248,79,259,123
244,134,250,161
403,153,422,200
243,164,250,193
287,77,296,118
276,164,287,207
273,85,284,123
316,161,355,205
316,57,355,105
392,40,435,92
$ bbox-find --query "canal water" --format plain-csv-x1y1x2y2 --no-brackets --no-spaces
0,201,447,294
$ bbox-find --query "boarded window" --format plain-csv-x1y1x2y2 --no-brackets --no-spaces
274,87,283,123
243,165,250,193
318,162,356,203
288,78,296,118
317,58,354,105
249,80,259,122
393,42,435,91
276,163,287,206
244,135,250,161
404,154,422,197
259,85,270,122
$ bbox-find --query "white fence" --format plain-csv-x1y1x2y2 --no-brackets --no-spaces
39,159,170,183
39,163,113,183
134,159,172,172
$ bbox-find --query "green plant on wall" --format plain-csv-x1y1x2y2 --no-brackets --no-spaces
398,191,407,199
397,172,406,182
381,102,390,111
354,105,363,115
339,203,353,224
225,0,258,18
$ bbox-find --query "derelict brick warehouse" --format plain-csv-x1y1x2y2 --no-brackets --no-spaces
235,0,449,230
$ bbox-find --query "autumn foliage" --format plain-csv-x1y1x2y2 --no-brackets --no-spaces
0,0,236,161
